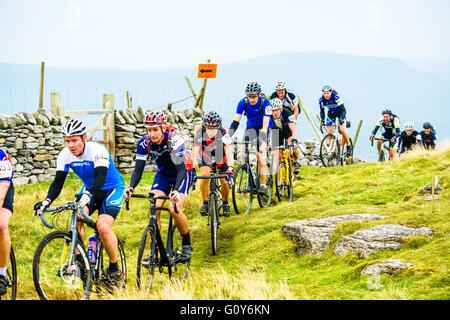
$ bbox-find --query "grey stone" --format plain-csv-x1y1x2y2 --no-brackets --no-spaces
361,259,416,276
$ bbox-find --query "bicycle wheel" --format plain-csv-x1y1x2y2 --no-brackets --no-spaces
137,225,157,293
96,237,127,294
257,164,273,208
275,161,288,202
1,246,17,300
32,231,93,300
232,164,253,214
320,134,340,167
167,225,190,285
209,195,218,255
341,137,354,166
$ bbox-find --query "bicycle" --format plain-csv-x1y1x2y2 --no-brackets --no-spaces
371,137,392,162
0,246,17,300
271,141,296,203
126,192,190,293
33,201,127,300
192,167,232,255
232,140,273,215
319,121,354,167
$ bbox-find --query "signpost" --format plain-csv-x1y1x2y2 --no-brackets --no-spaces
196,61,217,110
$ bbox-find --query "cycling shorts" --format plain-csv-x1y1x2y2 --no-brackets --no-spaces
326,109,346,126
80,186,124,220
244,126,263,152
378,133,399,150
151,169,195,197
1,183,14,213
270,127,292,149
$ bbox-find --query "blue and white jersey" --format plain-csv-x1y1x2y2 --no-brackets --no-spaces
319,91,344,113
236,96,271,129
417,130,438,148
0,148,13,183
56,141,124,190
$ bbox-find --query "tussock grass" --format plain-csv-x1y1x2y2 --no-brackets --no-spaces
8,148,450,300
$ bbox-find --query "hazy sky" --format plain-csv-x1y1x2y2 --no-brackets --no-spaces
1,0,449,69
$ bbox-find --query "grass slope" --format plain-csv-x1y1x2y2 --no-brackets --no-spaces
9,148,449,300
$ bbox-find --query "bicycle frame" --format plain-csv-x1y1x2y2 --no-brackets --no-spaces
236,140,260,192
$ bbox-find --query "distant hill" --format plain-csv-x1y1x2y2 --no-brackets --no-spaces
1,51,449,161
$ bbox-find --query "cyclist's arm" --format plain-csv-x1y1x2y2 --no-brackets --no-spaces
319,99,325,122
229,100,245,137
87,166,108,195
0,182,9,208
46,170,68,203
288,122,298,141
170,134,188,191
129,160,146,190
191,144,200,167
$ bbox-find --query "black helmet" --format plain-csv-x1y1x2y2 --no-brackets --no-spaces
423,122,432,129
203,111,222,128
245,82,262,95
381,109,392,115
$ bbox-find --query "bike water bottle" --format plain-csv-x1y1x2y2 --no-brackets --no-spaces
88,236,97,264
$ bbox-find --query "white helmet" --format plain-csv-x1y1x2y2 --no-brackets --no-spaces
61,119,87,137
269,98,283,111
275,81,287,91
404,122,414,130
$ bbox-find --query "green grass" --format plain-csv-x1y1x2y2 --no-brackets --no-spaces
8,147,450,300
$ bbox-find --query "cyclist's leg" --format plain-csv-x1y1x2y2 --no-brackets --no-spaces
255,128,267,186
151,172,171,231
377,135,384,153
218,164,230,202
199,164,211,202
96,187,124,264
326,112,335,135
0,183,13,277
168,169,195,236
338,109,350,146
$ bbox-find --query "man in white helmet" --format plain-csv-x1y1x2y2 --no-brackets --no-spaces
34,118,125,288
397,122,420,157
269,81,301,120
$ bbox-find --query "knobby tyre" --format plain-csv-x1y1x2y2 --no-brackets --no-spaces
96,237,127,295
257,168,273,208
1,246,17,300
168,224,190,285
276,162,291,202
32,231,93,300
232,164,253,214
137,225,157,293
320,134,340,167
209,195,218,255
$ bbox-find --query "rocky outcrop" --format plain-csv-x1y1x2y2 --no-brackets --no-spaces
333,224,434,258
281,214,386,256
361,259,416,276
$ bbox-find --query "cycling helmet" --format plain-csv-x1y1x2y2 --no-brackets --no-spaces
322,85,333,92
143,111,166,127
423,122,432,129
404,122,414,130
203,111,222,128
269,98,283,111
61,119,87,137
275,81,287,91
245,82,262,95
381,109,392,115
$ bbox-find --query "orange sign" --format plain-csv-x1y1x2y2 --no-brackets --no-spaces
197,63,217,78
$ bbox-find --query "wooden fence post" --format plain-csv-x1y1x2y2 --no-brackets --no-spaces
50,92,64,117
39,61,45,109
103,94,115,159
297,94,322,141
185,76,198,101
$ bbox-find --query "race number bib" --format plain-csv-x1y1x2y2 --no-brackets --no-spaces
0,159,13,179
94,154,109,167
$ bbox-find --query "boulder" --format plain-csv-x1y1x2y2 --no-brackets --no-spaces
333,224,433,258
361,259,416,276
281,214,387,256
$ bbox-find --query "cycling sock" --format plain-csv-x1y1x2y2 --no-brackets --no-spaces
0,267,7,277
203,200,208,205
109,262,119,272
181,230,191,246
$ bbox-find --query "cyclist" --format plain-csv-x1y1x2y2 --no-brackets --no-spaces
418,122,439,151
0,148,14,296
124,111,195,262
260,98,301,174
397,122,421,156
192,111,234,217
269,81,301,120
228,81,271,195
370,109,401,161
34,119,125,286
319,85,352,157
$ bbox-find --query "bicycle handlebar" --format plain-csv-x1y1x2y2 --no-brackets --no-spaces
40,202,92,229
125,192,178,213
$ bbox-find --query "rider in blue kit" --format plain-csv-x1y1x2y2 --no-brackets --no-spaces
124,111,195,262
418,122,439,151
228,82,272,194
0,148,14,296
34,119,125,285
